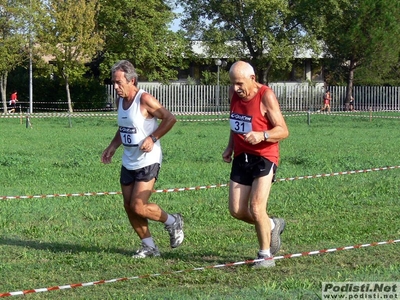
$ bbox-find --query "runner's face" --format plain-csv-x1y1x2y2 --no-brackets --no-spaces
230,74,254,98
112,70,134,98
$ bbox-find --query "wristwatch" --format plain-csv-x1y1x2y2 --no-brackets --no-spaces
150,134,157,143
263,131,269,141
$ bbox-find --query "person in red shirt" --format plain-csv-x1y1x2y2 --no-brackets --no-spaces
319,90,331,113
8,90,18,113
222,61,289,268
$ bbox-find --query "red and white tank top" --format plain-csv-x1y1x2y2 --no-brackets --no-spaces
229,85,279,165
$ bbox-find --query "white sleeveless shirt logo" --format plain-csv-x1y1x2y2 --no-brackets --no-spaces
118,89,162,170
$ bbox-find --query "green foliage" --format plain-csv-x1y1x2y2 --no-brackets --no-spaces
36,77,107,109
69,78,108,109
37,0,103,76
185,76,197,85
97,0,190,82
36,0,103,111
200,69,230,85
302,0,400,86
0,114,399,298
178,0,318,83
0,0,30,112
354,65,400,86
7,65,107,109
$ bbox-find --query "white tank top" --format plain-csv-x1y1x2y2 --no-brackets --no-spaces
118,89,162,170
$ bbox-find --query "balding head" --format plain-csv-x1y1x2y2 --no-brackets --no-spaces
229,61,255,78
229,61,257,99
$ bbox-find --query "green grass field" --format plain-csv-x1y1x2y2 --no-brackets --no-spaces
0,113,399,299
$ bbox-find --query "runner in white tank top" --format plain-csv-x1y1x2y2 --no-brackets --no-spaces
117,89,162,170
101,60,184,258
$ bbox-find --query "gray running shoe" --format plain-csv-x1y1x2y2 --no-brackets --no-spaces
165,213,184,248
270,217,286,255
132,243,160,258
253,253,275,268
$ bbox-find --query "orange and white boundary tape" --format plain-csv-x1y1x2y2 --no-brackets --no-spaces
1,110,398,119
319,112,400,119
0,112,117,119
1,165,399,201
0,239,398,297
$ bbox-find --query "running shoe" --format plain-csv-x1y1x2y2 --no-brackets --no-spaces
132,243,160,258
165,213,184,248
253,253,275,268
270,217,286,255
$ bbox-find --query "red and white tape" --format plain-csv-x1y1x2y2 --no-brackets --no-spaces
0,239,398,297
1,166,399,201
1,111,399,119
0,113,117,119
316,111,400,119
0,112,306,119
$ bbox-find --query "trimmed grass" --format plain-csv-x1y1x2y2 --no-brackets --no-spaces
0,113,399,299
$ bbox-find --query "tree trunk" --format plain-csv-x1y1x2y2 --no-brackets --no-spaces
256,61,272,85
345,59,356,111
63,73,73,113
0,72,8,113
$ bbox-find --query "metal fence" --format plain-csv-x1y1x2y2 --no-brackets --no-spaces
274,84,400,112
106,83,231,114
107,83,400,113
2,84,398,114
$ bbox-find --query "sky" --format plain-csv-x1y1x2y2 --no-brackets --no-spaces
170,18,181,32
169,5,183,32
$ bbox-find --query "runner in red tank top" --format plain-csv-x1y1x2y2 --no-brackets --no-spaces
222,61,289,268
319,90,331,113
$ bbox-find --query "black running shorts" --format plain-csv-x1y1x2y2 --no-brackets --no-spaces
230,153,276,186
120,163,160,185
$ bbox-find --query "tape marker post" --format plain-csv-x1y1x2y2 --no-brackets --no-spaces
1,165,399,201
0,239,398,297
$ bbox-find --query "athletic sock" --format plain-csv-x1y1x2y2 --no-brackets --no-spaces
259,249,271,257
141,237,156,248
164,214,176,226
270,218,275,231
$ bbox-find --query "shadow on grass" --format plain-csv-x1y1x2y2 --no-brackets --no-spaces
0,236,132,256
0,236,234,264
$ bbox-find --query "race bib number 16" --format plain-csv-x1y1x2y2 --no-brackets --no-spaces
119,126,139,147
230,113,252,134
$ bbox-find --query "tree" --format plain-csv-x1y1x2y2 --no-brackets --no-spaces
0,0,28,113
97,0,190,83
301,0,400,107
175,0,319,84
36,0,103,112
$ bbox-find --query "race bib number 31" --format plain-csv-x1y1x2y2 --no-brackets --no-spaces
230,113,252,134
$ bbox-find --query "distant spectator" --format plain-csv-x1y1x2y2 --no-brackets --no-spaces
349,96,355,111
319,90,331,113
8,90,18,113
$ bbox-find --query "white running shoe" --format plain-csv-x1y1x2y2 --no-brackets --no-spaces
165,213,184,248
132,243,160,258
253,253,276,268
270,217,286,255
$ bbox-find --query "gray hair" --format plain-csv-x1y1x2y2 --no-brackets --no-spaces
111,60,138,86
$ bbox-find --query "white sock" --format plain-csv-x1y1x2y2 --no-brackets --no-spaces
270,218,275,230
164,214,176,226
259,249,271,257
142,237,156,248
